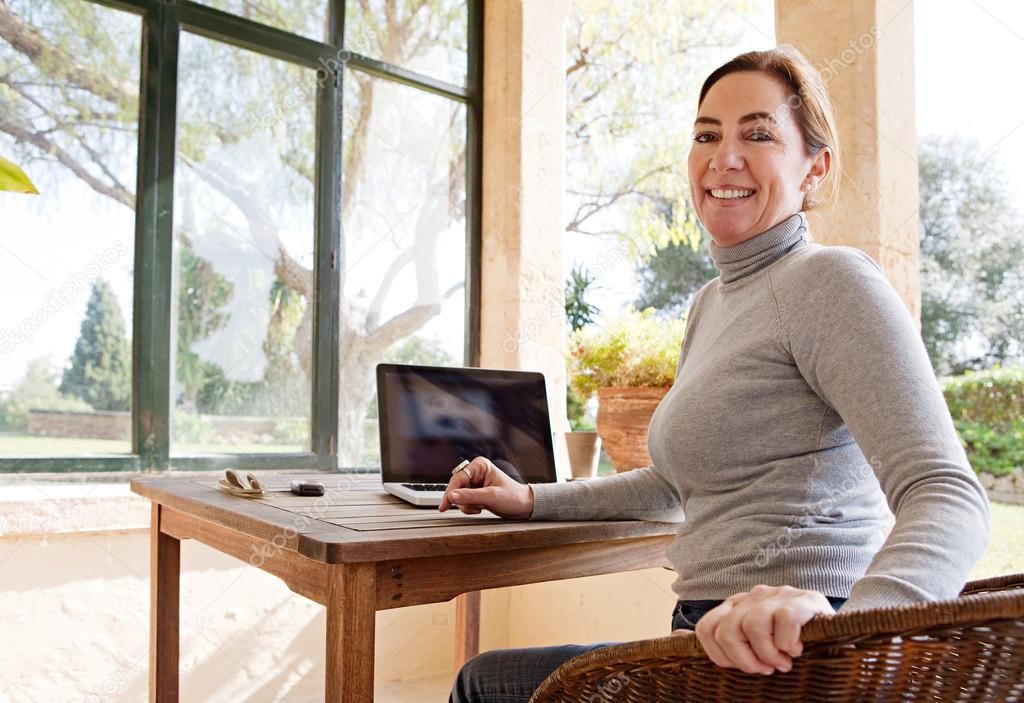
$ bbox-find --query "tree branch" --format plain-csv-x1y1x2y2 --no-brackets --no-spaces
183,156,313,298
566,164,670,233
365,247,414,331
566,47,589,76
365,282,463,349
0,1,135,107
0,119,133,207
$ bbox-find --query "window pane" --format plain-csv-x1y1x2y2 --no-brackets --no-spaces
172,33,316,455
0,1,139,456
339,72,467,466
193,0,329,42
345,0,468,87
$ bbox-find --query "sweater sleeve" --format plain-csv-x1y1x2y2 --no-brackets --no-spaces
529,464,684,522
777,247,991,611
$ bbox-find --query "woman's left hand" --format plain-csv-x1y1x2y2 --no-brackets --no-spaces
694,585,834,675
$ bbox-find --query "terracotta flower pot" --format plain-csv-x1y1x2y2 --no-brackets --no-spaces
596,386,670,472
564,431,601,478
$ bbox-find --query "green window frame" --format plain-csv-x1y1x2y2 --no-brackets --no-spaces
0,0,482,474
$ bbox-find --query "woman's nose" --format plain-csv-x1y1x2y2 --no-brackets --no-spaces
709,138,744,173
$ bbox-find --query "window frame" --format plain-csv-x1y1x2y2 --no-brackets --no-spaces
0,0,482,473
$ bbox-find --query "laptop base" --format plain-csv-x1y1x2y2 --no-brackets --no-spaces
383,482,446,507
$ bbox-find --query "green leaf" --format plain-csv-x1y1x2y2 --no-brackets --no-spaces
0,155,39,194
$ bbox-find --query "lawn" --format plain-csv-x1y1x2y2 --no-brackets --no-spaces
0,433,302,455
972,501,1024,578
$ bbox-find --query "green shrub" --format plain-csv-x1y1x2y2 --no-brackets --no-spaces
953,418,1024,477
568,307,686,400
172,413,217,444
0,394,93,433
943,366,1024,425
943,366,1024,476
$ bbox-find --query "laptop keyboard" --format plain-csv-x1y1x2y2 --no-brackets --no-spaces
401,483,448,492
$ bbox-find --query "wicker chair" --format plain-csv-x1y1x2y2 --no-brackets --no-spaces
529,573,1024,702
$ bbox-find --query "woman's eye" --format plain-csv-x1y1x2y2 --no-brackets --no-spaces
694,132,717,143
749,131,773,141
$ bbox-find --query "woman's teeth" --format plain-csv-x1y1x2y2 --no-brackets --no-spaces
710,188,755,199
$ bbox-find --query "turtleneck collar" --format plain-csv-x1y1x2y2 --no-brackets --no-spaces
708,212,808,285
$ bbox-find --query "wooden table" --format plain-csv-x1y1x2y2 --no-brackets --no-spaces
131,473,678,702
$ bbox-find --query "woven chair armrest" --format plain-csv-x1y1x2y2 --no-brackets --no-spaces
529,573,1024,702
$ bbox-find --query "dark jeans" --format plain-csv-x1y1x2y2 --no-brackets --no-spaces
448,597,847,703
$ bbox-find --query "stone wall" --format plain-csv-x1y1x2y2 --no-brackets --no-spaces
26,410,303,445
979,469,1024,506
27,409,131,441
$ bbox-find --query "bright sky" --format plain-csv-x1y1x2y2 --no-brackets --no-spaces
915,1,1024,187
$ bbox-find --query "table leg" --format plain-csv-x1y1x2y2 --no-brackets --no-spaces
149,504,180,703
454,591,481,671
325,563,377,703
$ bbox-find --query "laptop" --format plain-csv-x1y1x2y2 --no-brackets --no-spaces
376,363,559,507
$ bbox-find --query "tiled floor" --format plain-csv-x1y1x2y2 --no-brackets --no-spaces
377,672,454,702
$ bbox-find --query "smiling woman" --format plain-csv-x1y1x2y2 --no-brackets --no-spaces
447,43,990,702
688,44,839,247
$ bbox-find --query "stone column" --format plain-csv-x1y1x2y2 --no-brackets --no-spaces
476,0,572,656
776,0,921,323
480,1,571,448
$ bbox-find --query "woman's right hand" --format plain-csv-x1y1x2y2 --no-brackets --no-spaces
438,456,535,520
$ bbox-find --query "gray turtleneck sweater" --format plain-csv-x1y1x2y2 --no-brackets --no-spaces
531,213,990,611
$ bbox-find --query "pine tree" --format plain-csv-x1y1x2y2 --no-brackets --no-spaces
59,279,131,411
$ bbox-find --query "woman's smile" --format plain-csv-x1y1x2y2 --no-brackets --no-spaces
688,70,829,247
705,186,758,203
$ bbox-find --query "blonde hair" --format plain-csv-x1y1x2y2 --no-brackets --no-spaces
698,44,840,211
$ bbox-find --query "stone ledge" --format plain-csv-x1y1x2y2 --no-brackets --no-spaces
986,490,1024,507
0,470,216,539
978,468,1024,506
0,468,359,539
0,486,151,538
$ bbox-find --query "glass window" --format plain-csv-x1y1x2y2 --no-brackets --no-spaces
194,0,330,42
0,0,478,473
172,33,316,455
0,1,140,456
338,70,467,466
345,0,468,87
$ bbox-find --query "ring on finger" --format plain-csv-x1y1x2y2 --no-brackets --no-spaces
451,459,472,480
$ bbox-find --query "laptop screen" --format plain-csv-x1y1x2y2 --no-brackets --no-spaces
377,364,558,484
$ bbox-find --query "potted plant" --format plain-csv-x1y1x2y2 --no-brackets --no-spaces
568,307,686,472
0,155,39,194
564,266,602,478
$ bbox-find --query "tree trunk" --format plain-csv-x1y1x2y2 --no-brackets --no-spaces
335,322,378,466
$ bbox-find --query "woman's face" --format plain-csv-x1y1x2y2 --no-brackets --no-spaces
687,70,829,247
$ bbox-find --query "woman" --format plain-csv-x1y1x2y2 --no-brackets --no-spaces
441,44,990,701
